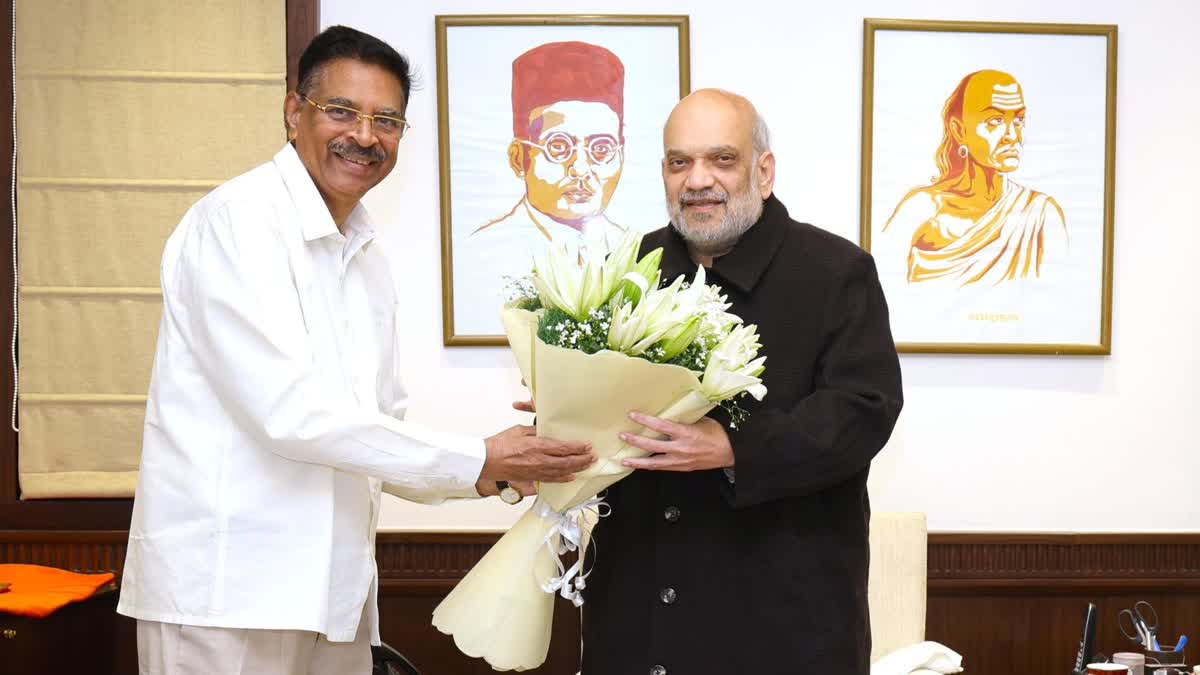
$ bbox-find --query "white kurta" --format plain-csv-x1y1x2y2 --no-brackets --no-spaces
117,144,486,643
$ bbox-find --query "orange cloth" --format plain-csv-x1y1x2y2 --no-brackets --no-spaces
0,564,116,618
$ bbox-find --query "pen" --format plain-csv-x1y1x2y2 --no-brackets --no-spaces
1174,635,1188,652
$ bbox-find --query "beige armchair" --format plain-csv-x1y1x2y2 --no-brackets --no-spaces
869,512,962,675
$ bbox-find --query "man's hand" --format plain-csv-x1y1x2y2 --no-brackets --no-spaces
481,425,593,483
619,412,734,472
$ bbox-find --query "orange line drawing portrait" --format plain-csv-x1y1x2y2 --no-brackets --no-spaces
471,41,628,254
438,17,689,343
883,69,1069,286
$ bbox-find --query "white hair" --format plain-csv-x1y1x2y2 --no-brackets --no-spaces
751,109,771,158
704,88,771,157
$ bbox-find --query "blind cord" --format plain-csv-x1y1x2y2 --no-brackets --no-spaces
10,0,17,433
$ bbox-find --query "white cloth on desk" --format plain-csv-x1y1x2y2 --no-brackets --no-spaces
871,641,964,675
118,144,486,644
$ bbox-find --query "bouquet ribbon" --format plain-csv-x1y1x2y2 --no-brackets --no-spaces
536,494,608,606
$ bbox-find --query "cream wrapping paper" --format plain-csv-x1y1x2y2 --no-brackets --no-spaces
431,308,717,671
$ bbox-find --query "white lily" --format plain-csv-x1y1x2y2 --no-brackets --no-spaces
599,232,642,302
618,247,663,306
529,232,653,322
674,266,740,343
607,274,689,355
530,244,578,317
700,324,768,401
530,244,606,322
656,315,702,361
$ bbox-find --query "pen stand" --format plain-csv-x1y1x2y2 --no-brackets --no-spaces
1143,644,1186,669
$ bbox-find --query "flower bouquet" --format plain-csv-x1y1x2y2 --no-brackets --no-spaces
432,232,766,671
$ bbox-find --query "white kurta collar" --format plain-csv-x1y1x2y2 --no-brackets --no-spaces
272,143,374,246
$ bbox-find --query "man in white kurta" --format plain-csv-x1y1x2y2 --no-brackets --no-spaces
118,27,593,675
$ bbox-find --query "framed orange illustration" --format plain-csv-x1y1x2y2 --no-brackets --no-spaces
436,15,690,345
860,19,1117,355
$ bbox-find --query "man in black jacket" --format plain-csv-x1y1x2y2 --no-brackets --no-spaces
581,89,904,675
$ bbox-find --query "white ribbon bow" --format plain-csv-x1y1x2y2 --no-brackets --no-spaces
536,495,610,607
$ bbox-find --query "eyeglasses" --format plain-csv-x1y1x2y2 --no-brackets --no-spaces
519,131,622,165
303,96,410,139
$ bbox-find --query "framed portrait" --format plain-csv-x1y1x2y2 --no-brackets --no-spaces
860,19,1117,354
436,14,690,345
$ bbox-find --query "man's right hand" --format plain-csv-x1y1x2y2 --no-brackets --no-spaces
480,425,593,483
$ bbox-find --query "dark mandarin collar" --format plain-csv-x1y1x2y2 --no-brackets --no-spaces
661,194,790,293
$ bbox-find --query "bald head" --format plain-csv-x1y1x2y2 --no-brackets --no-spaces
662,89,775,259
664,89,769,160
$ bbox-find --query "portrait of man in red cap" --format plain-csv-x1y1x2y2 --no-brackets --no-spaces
470,41,628,255
442,23,686,341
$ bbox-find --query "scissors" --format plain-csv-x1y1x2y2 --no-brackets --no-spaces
1118,600,1161,650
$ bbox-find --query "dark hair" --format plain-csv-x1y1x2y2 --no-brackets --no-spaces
297,25,414,110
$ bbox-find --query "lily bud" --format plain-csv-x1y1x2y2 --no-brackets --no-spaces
656,315,700,361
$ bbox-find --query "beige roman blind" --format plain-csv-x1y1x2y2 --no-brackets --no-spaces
16,0,286,498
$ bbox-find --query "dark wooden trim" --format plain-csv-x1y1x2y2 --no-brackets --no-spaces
0,502,133,530
286,0,321,92
14,531,1189,579
1,0,17,508
0,0,321,530
3,531,1198,675
928,532,1200,587
376,532,498,580
0,530,127,573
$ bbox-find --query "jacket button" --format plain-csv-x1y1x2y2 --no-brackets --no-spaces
659,587,677,605
663,506,680,523
650,666,667,675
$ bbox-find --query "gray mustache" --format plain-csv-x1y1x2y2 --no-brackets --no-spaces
680,189,727,204
329,140,386,163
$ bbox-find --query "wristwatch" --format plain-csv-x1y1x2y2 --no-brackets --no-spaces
496,481,522,505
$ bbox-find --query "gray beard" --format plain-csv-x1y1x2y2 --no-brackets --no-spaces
666,167,763,256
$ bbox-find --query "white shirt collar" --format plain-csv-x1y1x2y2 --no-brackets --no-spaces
273,143,374,244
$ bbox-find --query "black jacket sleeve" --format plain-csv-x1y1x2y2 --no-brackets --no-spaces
723,253,903,508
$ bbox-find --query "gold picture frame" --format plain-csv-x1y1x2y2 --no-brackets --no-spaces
860,19,1117,355
436,14,691,346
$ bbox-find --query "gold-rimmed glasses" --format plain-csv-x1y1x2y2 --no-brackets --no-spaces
302,95,411,139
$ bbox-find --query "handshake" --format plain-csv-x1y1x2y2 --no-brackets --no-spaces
474,399,594,501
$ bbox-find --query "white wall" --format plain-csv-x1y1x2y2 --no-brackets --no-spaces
320,0,1200,532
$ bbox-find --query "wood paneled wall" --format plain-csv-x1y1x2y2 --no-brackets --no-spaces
3,531,1197,675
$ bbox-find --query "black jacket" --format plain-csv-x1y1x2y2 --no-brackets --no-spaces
581,195,904,675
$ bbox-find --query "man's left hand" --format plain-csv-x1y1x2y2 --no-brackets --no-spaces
619,412,734,472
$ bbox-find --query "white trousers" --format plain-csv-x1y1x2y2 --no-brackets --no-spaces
135,617,373,675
